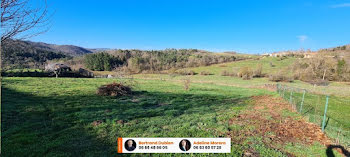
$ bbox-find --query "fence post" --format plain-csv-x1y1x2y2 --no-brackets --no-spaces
299,89,306,113
282,86,286,98
321,96,329,132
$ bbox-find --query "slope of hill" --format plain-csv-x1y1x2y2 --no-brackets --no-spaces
88,48,112,53
178,57,296,76
20,40,94,56
2,39,93,57
1,40,95,69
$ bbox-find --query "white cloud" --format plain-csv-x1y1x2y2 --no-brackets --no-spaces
331,3,350,8
297,35,308,43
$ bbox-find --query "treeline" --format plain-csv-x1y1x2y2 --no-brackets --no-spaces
292,54,350,82
83,49,241,73
84,53,121,71
1,40,71,69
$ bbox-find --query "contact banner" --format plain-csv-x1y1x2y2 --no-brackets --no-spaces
117,137,231,153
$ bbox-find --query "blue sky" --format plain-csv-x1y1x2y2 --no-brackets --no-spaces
30,0,350,54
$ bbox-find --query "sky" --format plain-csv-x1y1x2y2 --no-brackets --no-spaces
30,0,350,54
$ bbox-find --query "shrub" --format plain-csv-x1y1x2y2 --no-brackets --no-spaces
97,82,132,96
277,56,288,61
230,68,239,77
238,67,253,80
221,70,230,76
253,64,263,78
268,74,293,82
306,79,329,86
183,78,191,91
168,68,177,74
200,71,211,75
176,70,196,75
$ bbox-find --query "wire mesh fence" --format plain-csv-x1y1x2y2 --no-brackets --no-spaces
276,84,350,148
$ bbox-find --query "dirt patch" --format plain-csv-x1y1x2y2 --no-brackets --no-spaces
227,95,332,155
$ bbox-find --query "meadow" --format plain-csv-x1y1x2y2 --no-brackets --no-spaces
181,57,296,76
2,55,350,157
1,76,347,156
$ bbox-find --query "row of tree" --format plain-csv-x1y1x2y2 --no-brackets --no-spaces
292,55,350,82
84,53,121,71
83,49,241,72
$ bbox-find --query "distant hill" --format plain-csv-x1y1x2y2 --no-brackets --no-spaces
1,40,69,69
1,39,96,69
17,40,94,56
88,48,112,53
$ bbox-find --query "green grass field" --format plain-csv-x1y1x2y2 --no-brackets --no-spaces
1,77,347,156
181,57,296,76
2,55,349,157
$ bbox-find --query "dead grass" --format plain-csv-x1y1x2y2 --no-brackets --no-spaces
227,95,332,154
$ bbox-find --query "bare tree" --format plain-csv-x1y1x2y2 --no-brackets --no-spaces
0,2,50,127
1,0,50,42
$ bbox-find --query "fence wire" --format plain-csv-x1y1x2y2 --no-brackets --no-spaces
276,84,350,148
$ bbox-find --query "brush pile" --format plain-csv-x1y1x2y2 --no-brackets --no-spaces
97,82,132,96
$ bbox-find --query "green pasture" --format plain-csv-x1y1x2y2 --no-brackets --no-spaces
181,57,296,75
1,77,344,156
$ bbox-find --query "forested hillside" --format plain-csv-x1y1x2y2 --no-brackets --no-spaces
1,40,71,69
1,39,97,69
82,49,246,73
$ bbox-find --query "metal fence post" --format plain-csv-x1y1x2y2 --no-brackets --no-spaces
322,96,329,132
299,89,306,113
283,86,286,98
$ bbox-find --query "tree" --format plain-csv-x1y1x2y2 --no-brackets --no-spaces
84,52,117,71
1,0,50,42
1,0,51,76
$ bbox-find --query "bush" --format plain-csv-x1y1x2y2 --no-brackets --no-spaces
238,67,253,80
221,70,230,76
306,79,329,86
200,71,211,75
253,64,263,77
230,68,239,77
97,82,132,96
177,70,196,75
268,74,293,82
183,78,191,91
